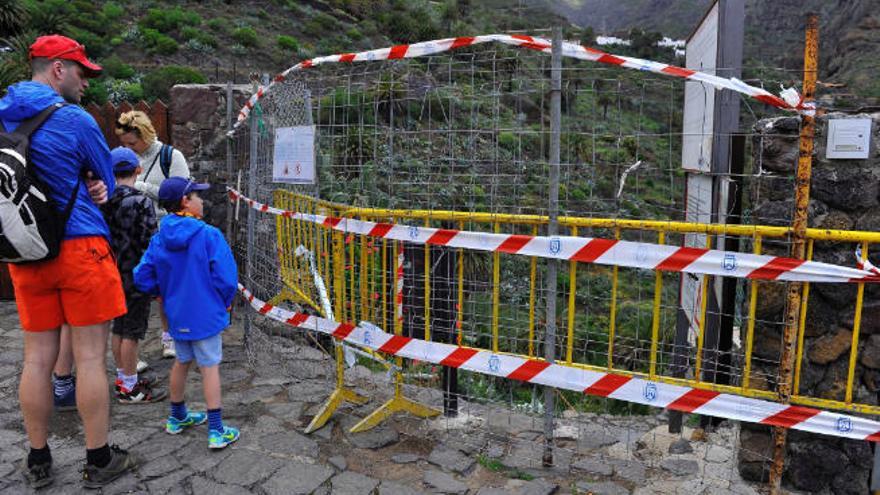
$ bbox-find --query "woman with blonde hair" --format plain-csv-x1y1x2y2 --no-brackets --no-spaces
115,110,190,205
115,110,190,359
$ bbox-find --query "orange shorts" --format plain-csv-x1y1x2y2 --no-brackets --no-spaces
10,236,126,331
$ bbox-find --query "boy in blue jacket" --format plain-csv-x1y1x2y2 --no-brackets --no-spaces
133,176,240,449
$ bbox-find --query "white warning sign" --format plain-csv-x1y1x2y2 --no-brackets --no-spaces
273,125,316,184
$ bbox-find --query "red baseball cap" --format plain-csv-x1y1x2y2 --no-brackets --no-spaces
29,35,102,77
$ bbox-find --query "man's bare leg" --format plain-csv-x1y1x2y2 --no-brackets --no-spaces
52,325,72,377
70,322,110,449
20,329,60,449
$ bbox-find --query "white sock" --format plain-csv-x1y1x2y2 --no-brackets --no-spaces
121,373,138,393
116,368,124,382
162,332,172,342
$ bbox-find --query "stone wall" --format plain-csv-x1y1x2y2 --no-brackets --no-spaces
168,83,254,230
740,112,880,494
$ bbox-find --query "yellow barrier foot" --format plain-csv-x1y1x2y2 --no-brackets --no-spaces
349,395,440,433
304,386,369,434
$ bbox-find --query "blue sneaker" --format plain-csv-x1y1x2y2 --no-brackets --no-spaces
208,426,240,449
165,412,207,434
53,380,76,412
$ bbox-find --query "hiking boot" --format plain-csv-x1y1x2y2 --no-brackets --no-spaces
53,381,76,412
162,339,176,358
81,445,135,489
21,458,53,489
136,360,149,373
208,426,240,449
117,382,167,404
165,411,207,434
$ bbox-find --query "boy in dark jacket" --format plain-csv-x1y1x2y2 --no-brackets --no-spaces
103,147,165,404
133,176,239,449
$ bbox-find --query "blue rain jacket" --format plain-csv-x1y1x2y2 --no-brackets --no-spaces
134,214,238,341
0,81,114,239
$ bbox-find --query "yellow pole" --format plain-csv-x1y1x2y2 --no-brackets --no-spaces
528,225,538,358
793,239,814,394
566,226,578,364
458,221,466,346
649,231,665,378
382,237,388,332
424,218,431,342
348,226,356,322
492,222,500,353
694,236,713,382
607,227,620,370
360,217,368,324
770,14,819,494
742,235,762,390
845,241,868,403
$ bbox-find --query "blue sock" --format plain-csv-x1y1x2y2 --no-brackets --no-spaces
170,401,188,421
208,408,223,432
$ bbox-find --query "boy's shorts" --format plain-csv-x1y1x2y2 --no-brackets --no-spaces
175,333,223,367
10,236,126,331
111,292,151,340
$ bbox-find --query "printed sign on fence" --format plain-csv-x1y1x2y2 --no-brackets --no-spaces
273,125,316,184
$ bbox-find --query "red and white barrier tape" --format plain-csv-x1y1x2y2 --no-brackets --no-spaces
230,34,813,135
239,283,880,442
229,189,880,284
396,251,404,330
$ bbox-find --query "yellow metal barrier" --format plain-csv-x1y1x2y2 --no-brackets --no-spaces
272,190,880,420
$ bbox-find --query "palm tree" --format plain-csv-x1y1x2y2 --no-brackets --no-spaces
0,0,25,38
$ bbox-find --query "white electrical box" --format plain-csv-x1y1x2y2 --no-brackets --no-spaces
826,118,872,159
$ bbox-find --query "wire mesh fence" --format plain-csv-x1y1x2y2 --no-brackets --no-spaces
225,33,871,488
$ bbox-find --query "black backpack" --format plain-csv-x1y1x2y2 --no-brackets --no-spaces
0,103,79,263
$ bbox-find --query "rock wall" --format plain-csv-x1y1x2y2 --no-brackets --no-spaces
169,83,254,230
740,112,880,493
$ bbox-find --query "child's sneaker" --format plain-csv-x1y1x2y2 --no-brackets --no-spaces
53,383,76,412
117,382,166,404
162,339,176,358
208,426,240,449
136,360,149,373
165,412,207,434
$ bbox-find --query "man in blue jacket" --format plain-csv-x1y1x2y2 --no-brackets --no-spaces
0,35,134,489
134,176,240,449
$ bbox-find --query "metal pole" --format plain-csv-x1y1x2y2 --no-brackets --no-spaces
542,26,562,468
244,80,260,348
769,13,818,494
225,81,235,244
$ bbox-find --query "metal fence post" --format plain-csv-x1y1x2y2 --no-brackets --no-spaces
244,80,260,349
769,13,818,494
225,81,235,245
542,26,563,468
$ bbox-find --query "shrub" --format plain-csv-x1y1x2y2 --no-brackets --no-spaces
141,28,178,55
101,55,135,79
276,35,299,52
232,27,258,47
206,17,231,34
82,79,108,106
101,2,124,21
345,27,363,41
140,7,201,33
142,66,206,102
181,26,217,47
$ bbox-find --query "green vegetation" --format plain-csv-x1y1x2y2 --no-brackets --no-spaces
476,455,534,480
276,35,299,52
141,28,178,55
140,6,201,33
232,26,258,47
142,65,206,102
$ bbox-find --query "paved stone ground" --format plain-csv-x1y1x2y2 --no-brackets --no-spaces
0,300,773,494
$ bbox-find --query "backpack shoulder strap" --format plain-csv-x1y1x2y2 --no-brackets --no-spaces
159,144,173,178
14,103,65,138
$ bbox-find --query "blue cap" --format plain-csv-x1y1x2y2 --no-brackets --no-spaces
111,147,140,173
158,176,210,202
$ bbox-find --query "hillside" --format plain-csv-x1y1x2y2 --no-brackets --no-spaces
0,0,570,104
550,0,880,101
